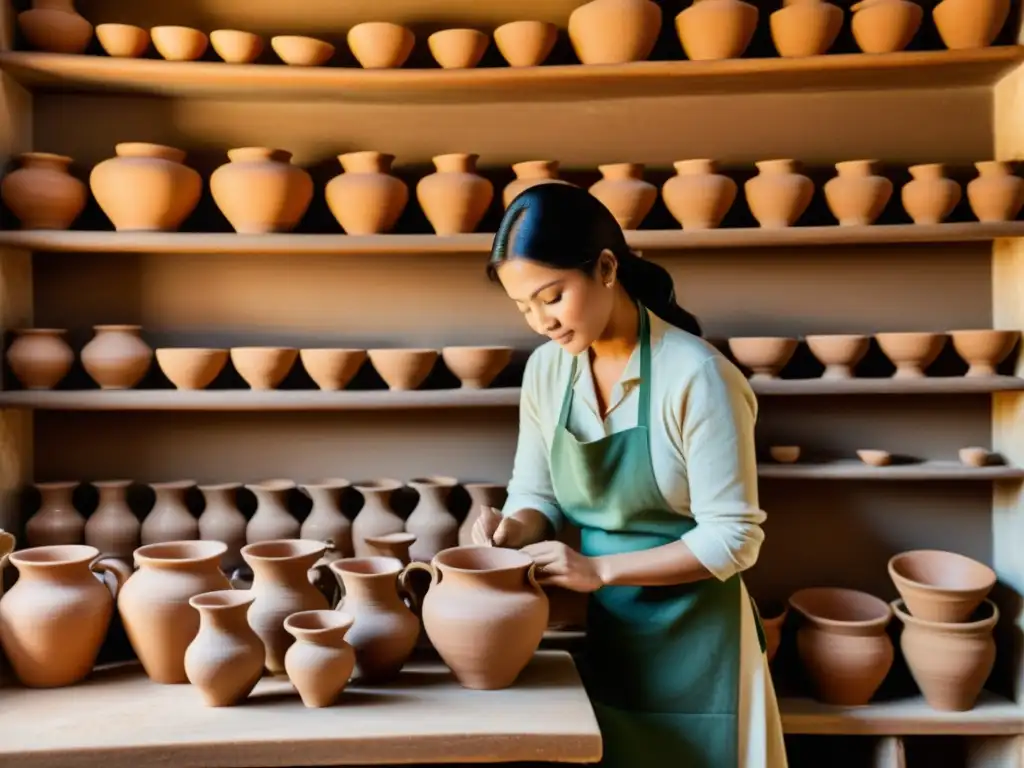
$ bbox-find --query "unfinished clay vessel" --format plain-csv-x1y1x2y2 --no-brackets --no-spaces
271,36,334,66
81,324,152,389
1,152,86,230
90,143,202,231
569,0,661,64
417,154,493,235
494,21,557,67
326,152,408,235
209,29,263,63
211,148,313,234
96,23,150,58
404,477,459,562
300,348,366,390
850,0,922,53
151,26,208,61
368,348,438,390
875,331,947,378
155,348,229,390
245,479,300,543
26,481,84,547
300,479,353,557
230,346,298,390
198,483,247,571
351,479,405,557
662,159,737,230
745,159,814,228
824,161,893,226
675,0,759,61
185,590,264,706
441,346,513,388
347,22,414,68
86,480,140,560
17,0,93,54
589,163,657,230
727,337,799,379
142,480,198,545
967,161,1024,222
789,587,894,706
428,29,489,69
806,334,870,378
770,0,844,57
932,0,1009,50
458,483,507,546
503,160,571,208
5,328,74,390
284,610,356,707
888,550,996,623
757,599,788,663
950,329,1019,376
901,164,961,224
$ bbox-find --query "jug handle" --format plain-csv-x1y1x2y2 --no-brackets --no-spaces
91,555,132,598
307,554,342,607
400,561,435,615
526,562,543,593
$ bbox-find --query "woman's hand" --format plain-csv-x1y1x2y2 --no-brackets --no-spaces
470,506,553,549
520,541,604,593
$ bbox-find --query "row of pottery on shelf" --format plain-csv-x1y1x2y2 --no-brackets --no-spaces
767,445,1002,466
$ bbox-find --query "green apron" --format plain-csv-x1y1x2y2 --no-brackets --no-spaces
549,304,760,767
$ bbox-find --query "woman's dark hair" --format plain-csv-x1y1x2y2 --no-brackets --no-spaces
487,183,703,337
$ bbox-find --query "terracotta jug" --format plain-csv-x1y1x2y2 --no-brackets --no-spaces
503,160,572,208
568,0,662,64
26,481,84,547
80,324,153,390
300,480,353,558
745,159,814,228
351,479,406,557
184,590,265,707
588,163,657,231
85,480,140,560
0,544,130,687
967,161,1024,222
5,328,74,390
901,164,962,224
850,0,923,53
458,483,507,546
283,610,357,707
198,483,247,572
118,540,232,683
210,148,313,234
241,539,330,674
325,151,409,235
1,152,86,230
142,480,198,545
661,159,738,230
770,0,844,57
675,0,760,61
932,0,1009,50
824,160,893,226
404,476,459,563
17,0,93,54
416,153,494,235
245,479,300,543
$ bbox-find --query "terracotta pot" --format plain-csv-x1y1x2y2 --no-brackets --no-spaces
662,159,737,230
427,29,489,69
805,334,871,379
745,159,814,228
155,348,229,390
142,480,198,546
96,23,150,58
0,544,129,687
245,479,300,544
90,143,202,232
875,331,947,378
5,328,74,390
284,610,356,707
85,480,140,560
404,477,459,563
850,0,923,53
368,348,438,390
757,599,788,663
209,29,263,63
901,164,962,225
441,346,513,388
364,532,416,564
588,163,657,231
325,152,408,235
932,0,1009,50
967,161,1024,222
184,590,264,706
210,148,313,234
494,21,557,67
727,336,799,380
351,479,405,557
1,152,86,230
888,550,996,623
299,348,366,391
950,329,1019,377
416,153,494,235
300,479,353,557
151,26,208,61
569,0,662,64
503,160,571,208
26,481,84,548
118,540,231,683
893,598,998,711
328,556,420,682
230,346,298,390
347,22,415,69
80,324,153,389
458,483,508,546
241,539,329,673
770,0,844,57
271,36,334,66
17,0,93,54
824,160,893,226
789,587,894,706
675,0,759,61
198,483,247,572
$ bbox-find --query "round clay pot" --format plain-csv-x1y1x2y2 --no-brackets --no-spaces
824,160,893,226
789,587,894,706
96,23,150,58
230,346,298,389
458,483,507,546
805,334,871,378
745,159,814,228
155,348,229,390
5,328,74,390
950,329,1019,377
857,449,892,466
300,479,353,557
661,159,738,230
245,479,301,544
80,324,153,390
85,480,140,561
1,152,87,230
441,346,513,388
875,331,948,378
404,476,459,563
727,336,799,379
209,29,264,63
588,162,657,230
368,348,438,390
901,164,962,225
197,483,247,571
756,599,788,663
351,479,405,557
151,26,208,61
325,151,408,235
185,590,264,706
299,348,367,390
211,148,313,234
769,446,801,463
17,0,93,54
503,160,571,208
675,0,759,61
347,22,415,69
888,550,996,624
428,29,489,69
142,480,199,546
967,161,1024,222
284,610,357,707
26,480,84,547
569,0,662,64
416,153,494,235
892,598,998,711
271,35,334,66
770,0,844,57
494,21,557,67
850,0,923,54
932,0,1010,50
89,143,202,232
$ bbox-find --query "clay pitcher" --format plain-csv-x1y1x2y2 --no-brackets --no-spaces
824,160,893,226
245,479,300,543
283,610,357,707
967,161,1024,222
416,153,494,235
0,152,87,229
404,476,459,562
85,479,140,560
458,483,507,547
300,479,353,558
661,159,737,230
325,151,409,235
0,544,130,687
26,480,84,547
351,479,406,557
5,328,74,390
184,590,265,707
502,160,571,208
210,147,313,234
932,0,1010,50
745,159,814,228
142,480,198,545
198,483,247,572
118,540,231,683
80,324,153,390
568,0,662,64
901,163,962,224
675,0,760,61
588,163,657,230
17,0,93,54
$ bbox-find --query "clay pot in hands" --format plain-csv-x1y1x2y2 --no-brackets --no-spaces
494,21,557,67
503,160,571,208
85,480,140,560
589,163,657,230
569,0,662,64
245,479,300,544
198,483,247,572
368,348,438,390
458,483,507,546
5,328,74,390
967,161,1024,222
850,0,922,53
230,347,298,390
404,477,459,562
770,0,844,57
1,152,87,230
90,143,202,231
417,154,493,235
299,348,366,390
727,337,798,380
745,159,814,228
806,334,870,379
209,30,263,63
284,610,356,707
185,590,265,707
757,600,788,664
271,36,334,66
142,480,198,545
824,161,893,226
932,0,1009,50
326,152,408,235
81,324,153,389
155,348,229,390
17,0,93,54
875,332,947,378
151,26,208,61
950,329,1019,377
441,346,513,388
675,0,759,61
211,148,313,234
347,22,415,69
300,479,353,557
662,159,737,230
351,479,405,557
789,587,894,706
26,481,84,547
888,550,996,623
901,164,961,224
428,29,489,69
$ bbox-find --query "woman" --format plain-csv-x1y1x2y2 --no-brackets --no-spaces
472,183,787,767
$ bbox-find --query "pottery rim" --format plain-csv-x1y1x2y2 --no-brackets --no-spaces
788,587,892,633
353,478,404,493
133,540,227,566
8,543,99,568
329,555,405,576
241,538,328,561
284,609,355,636
888,549,996,595
432,544,534,573
34,479,78,490
13,327,68,335
188,588,256,612
891,597,999,632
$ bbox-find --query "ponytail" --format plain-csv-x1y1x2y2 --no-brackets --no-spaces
616,250,703,338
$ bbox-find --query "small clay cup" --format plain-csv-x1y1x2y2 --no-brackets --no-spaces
230,347,298,390
368,349,438,391
210,30,264,63
769,446,801,463
347,22,415,68
727,337,799,380
96,24,150,58
156,348,229,390
805,334,870,379
428,28,489,69
151,26,208,61
271,36,335,66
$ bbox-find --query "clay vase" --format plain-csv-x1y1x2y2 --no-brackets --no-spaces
588,163,657,230
118,540,231,683
932,0,1010,50
85,480,140,561
300,480,353,558
17,0,93,54
404,476,459,563
328,556,420,682
184,590,264,706
850,0,923,54
416,153,493,235
789,587,894,706
568,0,662,64
745,160,814,228
26,481,84,548
142,480,198,546
351,479,406,557
90,143,202,232
410,546,549,690
0,544,129,687
901,164,962,224
824,160,893,226
1,152,86,230
458,483,507,546
675,0,760,61
198,483,247,572
80,324,153,390
241,539,330,674
283,610,357,707
325,152,409,235
210,148,314,234
967,161,1024,222
661,159,738,230
757,600,788,664
770,0,844,58
5,328,74,390
245,479,300,544
892,598,998,711
502,160,571,208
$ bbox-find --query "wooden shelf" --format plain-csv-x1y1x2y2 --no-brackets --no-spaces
0,48,1020,102
758,460,1024,481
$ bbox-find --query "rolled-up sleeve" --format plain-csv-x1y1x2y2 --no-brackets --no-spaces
678,355,766,581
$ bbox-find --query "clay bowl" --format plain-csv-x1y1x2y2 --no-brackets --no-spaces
958,446,993,467
875,331,948,378
805,334,870,379
428,28,489,69
230,347,298,390
850,0,923,54
441,346,513,389
210,29,264,63
299,348,367,391
368,349,438,391
347,22,415,69
755,599,788,663
155,348,229,390
769,445,801,463
151,26,209,61
888,550,996,623
950,329,1020,377
271,35,335,66
856,449,891,467
726,337,799,380
493,20,558,67
96,23,150,58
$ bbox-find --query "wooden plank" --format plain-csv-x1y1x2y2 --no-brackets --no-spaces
758,460,1024,481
